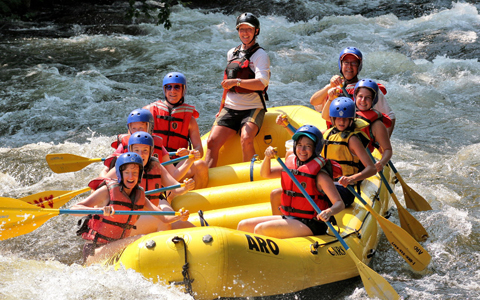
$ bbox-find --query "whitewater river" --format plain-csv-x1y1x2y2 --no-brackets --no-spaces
1,1,479,299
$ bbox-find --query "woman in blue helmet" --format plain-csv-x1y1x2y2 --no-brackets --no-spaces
310,47,396,136
144,72,209,189
354,79,393,172
205,12,271,168
321,97,377,206
72,152,189,266
237,125,344,238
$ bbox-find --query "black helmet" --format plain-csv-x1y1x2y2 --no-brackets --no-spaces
236,12,260,35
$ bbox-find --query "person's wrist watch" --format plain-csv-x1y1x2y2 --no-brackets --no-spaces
237,78,241,87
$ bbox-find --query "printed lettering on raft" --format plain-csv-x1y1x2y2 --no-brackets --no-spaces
327,246,346,256
245,234,280,255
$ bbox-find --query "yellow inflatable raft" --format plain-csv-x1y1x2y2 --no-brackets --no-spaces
103,171,391,299
101,105,399,298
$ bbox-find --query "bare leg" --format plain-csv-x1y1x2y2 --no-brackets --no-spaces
240,122,259,162
254,218,314,239
205,125,236,168
270,188,282,215
237,216,281,233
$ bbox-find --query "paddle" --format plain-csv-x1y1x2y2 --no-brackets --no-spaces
217,89,228,116
275,155,400,299
0,197,181,241
367,151,428,242
145,183,185,196
20,183,185,210
346,186,431,272
281,116,297,133
46,152,191,173
19,187,91,209
388,161,432,211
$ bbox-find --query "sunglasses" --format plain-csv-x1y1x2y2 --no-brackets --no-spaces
165,84,182,91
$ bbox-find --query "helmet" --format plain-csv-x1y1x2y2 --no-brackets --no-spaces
330,97,356,118
338,47,363,75
163,72,187,104
354,79,379,107
128,131,154,157
292,125,324,156
127,109,154,134
163,72,187,87
115,152,144,185
236,12,260,35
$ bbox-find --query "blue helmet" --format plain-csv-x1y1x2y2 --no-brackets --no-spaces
115,152,144,185
127,109,154,134
128,131,154,157
330,97,356,118
354,79,379,107
292,124,324,156
338,47,363,75
163,72,187,104
163,72,187,87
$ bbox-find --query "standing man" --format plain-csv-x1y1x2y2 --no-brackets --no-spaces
205,12,271,167
310,47,396,136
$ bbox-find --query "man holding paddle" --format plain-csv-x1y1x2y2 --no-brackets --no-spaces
72,152,189,266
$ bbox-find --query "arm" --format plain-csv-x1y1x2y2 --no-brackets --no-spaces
276,115,295,136
159,163,195,202
310,75,344,107
316,172,345,222
387,119,395,137
143,198,189,223
260,146,283,179
338,135,376,187
374,92,395,137
188,117,204,156
221,49,270,91
321,87,341,121
371,121,393,172
70,186,111,216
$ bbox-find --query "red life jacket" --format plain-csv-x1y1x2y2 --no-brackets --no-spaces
140,157,164,206
89,158,165,206
356,109,392,152
144,101,199,155
280,155,333,219
82,179,145,244
224,43,268,111
104,134,165,169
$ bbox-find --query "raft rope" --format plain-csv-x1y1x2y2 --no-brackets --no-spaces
198,210,209,227
171,236,194,296
249,154,259,181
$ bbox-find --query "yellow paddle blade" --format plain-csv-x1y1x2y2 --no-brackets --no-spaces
397,172,433,211
390,192,429,242
46,153,103,173
19,187,91,209
0,197,60,241
367,206,431,271
347,249,400,300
